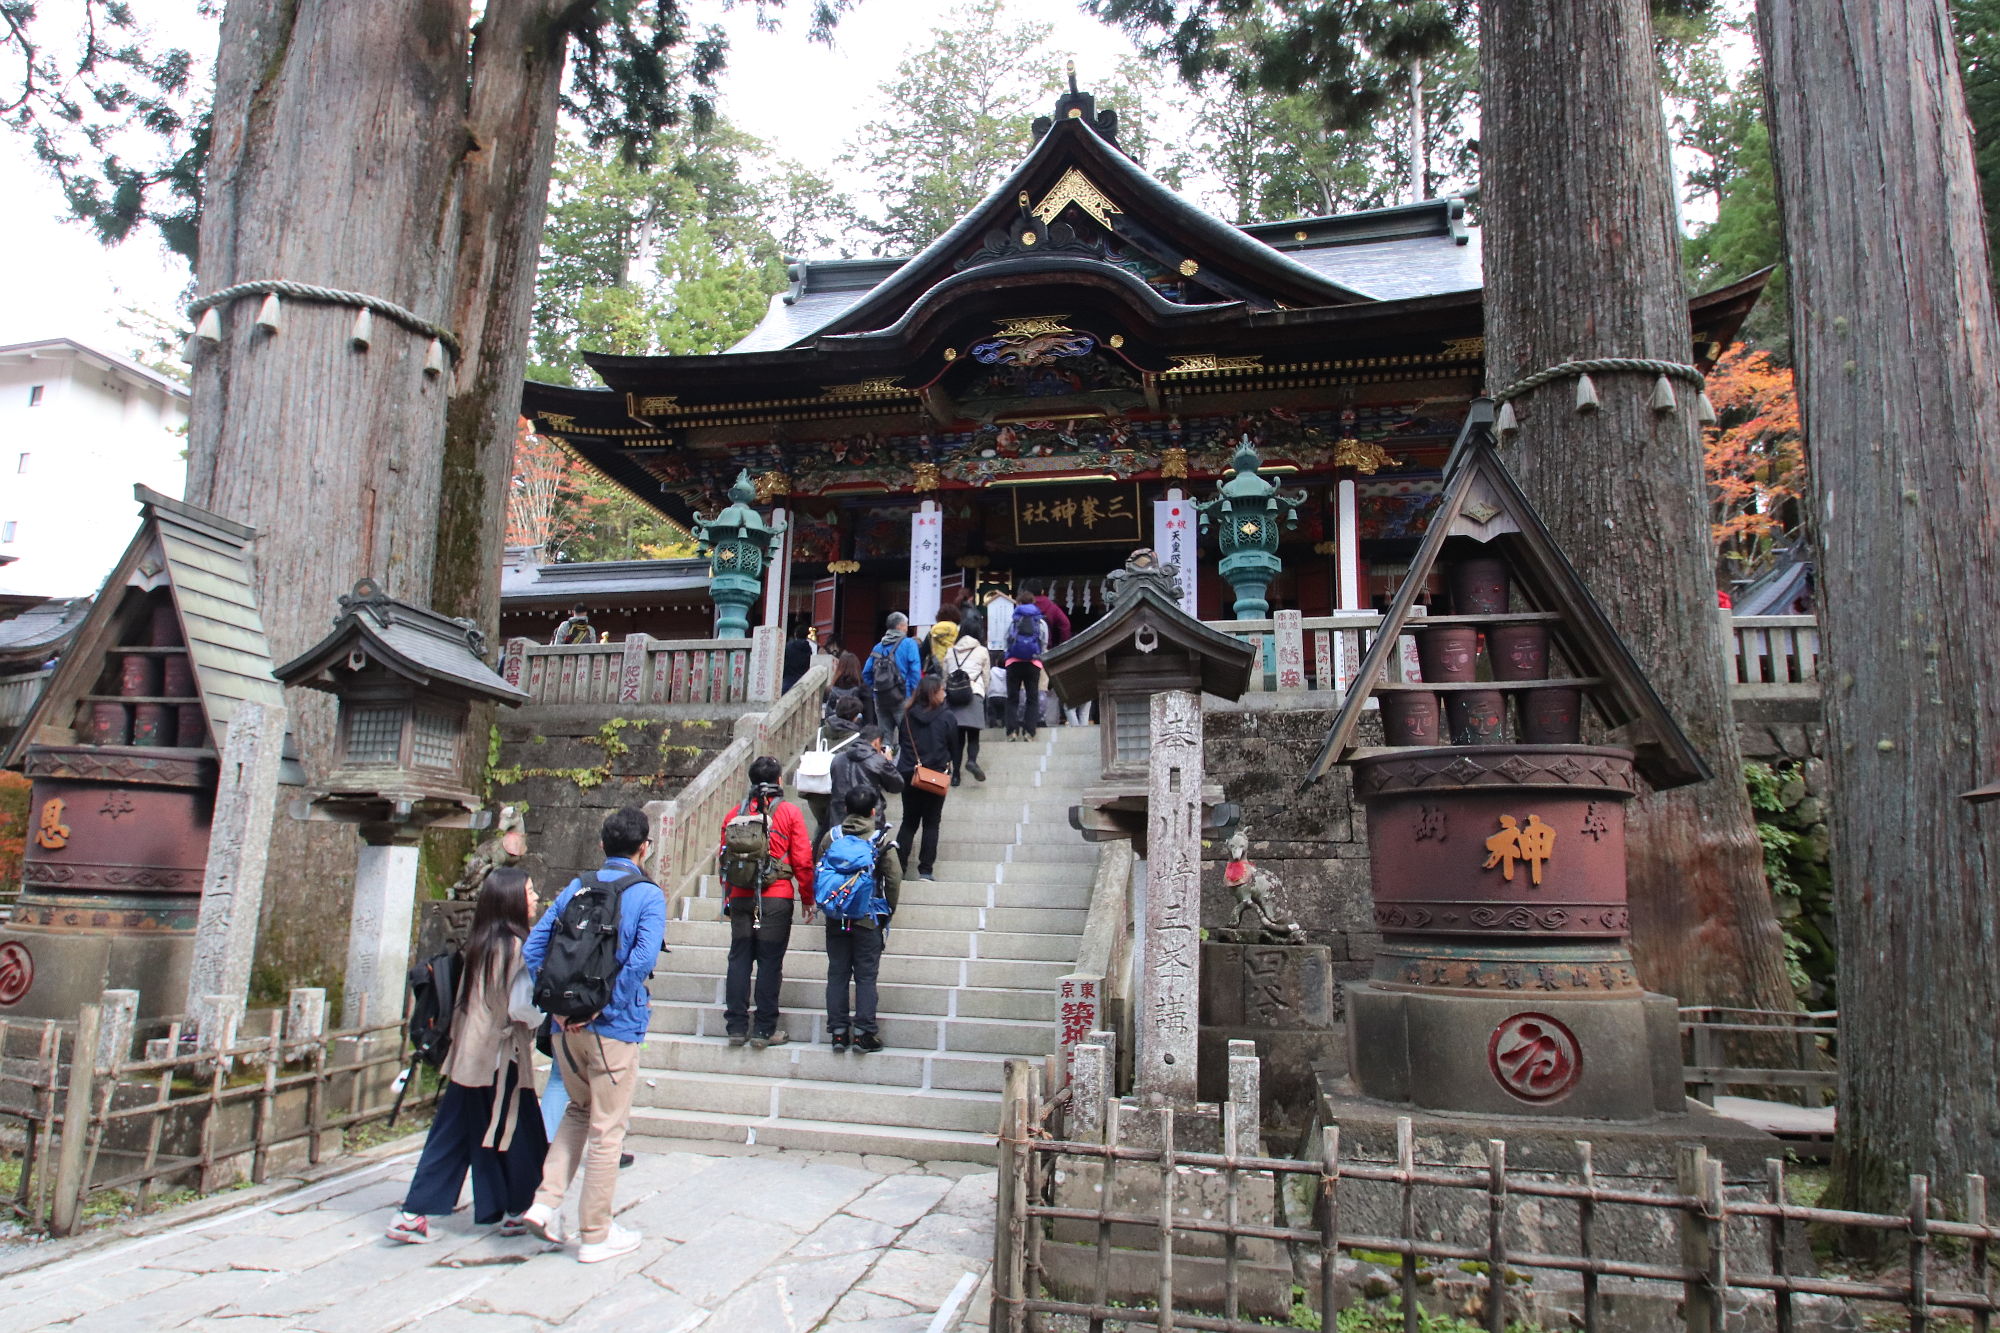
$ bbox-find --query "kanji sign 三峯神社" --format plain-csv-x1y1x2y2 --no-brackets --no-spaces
1012,485,1142,547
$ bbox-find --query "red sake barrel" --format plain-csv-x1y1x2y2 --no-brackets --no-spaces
131,703,171,747
119,654,160,699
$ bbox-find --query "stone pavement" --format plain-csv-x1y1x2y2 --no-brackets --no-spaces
0,1138,998,1332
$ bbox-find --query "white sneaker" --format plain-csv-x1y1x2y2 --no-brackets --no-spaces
521,1201,564,1245
578,1224,642,1264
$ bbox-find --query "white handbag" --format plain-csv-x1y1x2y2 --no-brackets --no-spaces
795,731,855,795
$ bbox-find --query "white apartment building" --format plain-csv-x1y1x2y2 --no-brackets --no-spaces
0,339,189,596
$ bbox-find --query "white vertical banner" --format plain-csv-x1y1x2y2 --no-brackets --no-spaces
1336,480,1362,610
762,506,791,629
909,501,942,627
1152,489,1199,618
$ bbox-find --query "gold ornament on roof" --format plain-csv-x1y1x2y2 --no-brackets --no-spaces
1160,446,1189,479
911,462,942,493
828,559,861,575
539,412,578,432
1030,167,1122,229
1332,436,1396,475
753,470,791,503
630,394,680,416
1178,258,1200,276
1164,354,1262,376
821,377,907,400
1441,336,1487,360
994,316,1074,339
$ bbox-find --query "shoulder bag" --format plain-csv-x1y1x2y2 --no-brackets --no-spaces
903,715,951,797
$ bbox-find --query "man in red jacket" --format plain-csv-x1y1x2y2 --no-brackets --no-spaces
717,755,816,1049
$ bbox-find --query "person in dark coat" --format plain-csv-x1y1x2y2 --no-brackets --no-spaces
826,723,903,836
895,676,957,880
782,623,815,694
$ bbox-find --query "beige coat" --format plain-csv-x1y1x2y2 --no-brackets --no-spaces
440,937,537,1149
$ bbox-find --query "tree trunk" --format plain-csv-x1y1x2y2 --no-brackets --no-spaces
1480,0,1796,1016
190,0,473,988
1756,0,2000,1216
433,2,573,632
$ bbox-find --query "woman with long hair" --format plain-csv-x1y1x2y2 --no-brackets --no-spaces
386,868,549,1243
897,674,958,880
941,625,989,785
827,650,869,726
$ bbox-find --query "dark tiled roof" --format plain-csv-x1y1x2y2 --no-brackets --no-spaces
501,557,711,605
277,583,527,705
0,598,91,659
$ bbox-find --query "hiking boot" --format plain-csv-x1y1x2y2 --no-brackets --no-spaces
385,1212,433,1245
520,1202,564,1245
951,773,962,787
749,1028,790,1050
967,760,986,782
854,1032,884,1054
727,1031,749,1047
619,1153,635,1169
918,872,935,881
830,1030,850,1052
578,1224,643,1264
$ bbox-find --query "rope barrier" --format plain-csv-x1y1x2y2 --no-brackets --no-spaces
187,279,462,360
1494,356,1704,403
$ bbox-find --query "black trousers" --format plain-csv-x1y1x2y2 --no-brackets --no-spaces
899,788,946,876
402,1068,546,1222
1005,661,1040,736
951,724,982,776
824,922,885,1036
725,894,794,1037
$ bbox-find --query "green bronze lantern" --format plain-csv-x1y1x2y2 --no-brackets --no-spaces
1195,439,1307,619
692,470,787,639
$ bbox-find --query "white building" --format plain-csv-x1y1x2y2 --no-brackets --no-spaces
0,338,189,597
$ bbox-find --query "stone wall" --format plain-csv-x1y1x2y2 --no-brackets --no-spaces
490,711,736,895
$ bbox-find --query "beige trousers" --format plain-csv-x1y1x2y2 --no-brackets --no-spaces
532,1028,639,1244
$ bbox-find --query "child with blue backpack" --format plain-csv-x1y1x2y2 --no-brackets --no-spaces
814,786,903,1053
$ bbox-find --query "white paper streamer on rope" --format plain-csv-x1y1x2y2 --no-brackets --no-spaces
195,308,223,344
1496,400,1520,435
1574,372,1599,413
1696,391,1718,425
423,339,446,378
255,293,283,333
1649,375,1677,413
351,308,374,351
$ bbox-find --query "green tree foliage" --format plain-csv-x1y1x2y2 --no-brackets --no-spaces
1954,0,2000,296
842,0,1063,254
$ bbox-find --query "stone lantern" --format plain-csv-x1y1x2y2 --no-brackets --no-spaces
692,470,787,639
1194,439,1306,619
276,579,527,1028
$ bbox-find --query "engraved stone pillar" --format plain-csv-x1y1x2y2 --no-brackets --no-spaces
1137,690,1202,1104
1227,1038,1262,1155
286,986,326,1058
185,701,286,1037
97,989,139,1069
342,838,422,1031
1071,1042,1108,1139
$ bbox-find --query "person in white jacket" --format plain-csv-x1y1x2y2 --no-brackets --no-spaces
941,627,991,785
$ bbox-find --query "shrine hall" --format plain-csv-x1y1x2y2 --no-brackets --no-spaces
520,80,1763,649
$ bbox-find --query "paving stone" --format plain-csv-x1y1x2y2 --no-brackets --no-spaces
860,1154,922,1175
384,1310,544,1333
857,1247,984,1310
823,1287,922,1322
716,1157,882,1232
47,1268,278,1332
843,1172,954,1228
819,1318,932,1333
215,1229,484,1318
457,1240,653,1322
935,1172,998,1220
702,1248,875,1332
897,1210,991,1261
287,1268,494,1333
790,1213,900,1259
0,1259,199,1331
552,1277,706,1333
144,1229,372,1274
642,1211,803,1308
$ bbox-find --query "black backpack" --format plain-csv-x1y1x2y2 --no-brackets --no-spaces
943,643,976,708
406,951,459,1067
870,642,907,708
532,869,650,1022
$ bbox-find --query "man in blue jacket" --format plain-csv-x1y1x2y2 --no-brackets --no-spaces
520,807,664,1264
868,612,924,728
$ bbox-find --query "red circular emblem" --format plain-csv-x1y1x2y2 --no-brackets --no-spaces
1488,1012,1582,1103
0,941,33,1006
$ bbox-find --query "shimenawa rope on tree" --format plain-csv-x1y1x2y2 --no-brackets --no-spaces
1491,356,1714,431
185,279,461,374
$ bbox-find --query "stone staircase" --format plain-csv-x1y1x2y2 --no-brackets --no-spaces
629,724,1102,1162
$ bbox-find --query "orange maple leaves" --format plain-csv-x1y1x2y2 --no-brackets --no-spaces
1704,344,1805,583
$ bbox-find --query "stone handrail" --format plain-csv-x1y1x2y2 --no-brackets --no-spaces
1204,610,1822,700
642,658,831,912
503,624,783,708
1053,839,1135,1092
0,668,52,730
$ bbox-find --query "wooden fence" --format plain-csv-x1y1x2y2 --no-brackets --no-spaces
1727,615,1821,698
2,988,433,1236
0,667,51,731
1681,1005,1839,1107
995,1063,1996,1333
502,624,782,708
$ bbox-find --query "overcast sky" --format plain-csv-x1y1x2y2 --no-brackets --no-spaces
0,1,1155,355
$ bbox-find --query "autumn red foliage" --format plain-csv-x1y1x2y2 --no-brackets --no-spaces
0,770,30,897
1703,344,1806,586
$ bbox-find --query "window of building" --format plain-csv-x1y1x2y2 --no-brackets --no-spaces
15,453,26,474
2,522,17,543
27,386,42,407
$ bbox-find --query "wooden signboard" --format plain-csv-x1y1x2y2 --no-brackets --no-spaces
1011,484,1143,547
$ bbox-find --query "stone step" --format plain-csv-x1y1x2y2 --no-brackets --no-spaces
633,1068,1004,1136
664,919,1085,962
921,860,1095,887
657,944,1075,990
651,972,1057,1021
881,902,1087,933
681,877,1091,910
639,1031,1014,1093
627,1106,997,1164
938,841,1095,865
649,1000,1054,1056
